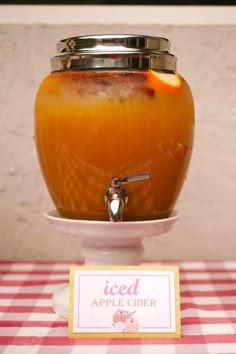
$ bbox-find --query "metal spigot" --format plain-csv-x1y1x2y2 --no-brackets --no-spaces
104,172,152,222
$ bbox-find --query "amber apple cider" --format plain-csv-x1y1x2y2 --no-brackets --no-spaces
35,70,194,221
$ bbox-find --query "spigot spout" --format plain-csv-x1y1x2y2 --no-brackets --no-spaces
104,183,128,222
107,194,126,222
104,172,152,222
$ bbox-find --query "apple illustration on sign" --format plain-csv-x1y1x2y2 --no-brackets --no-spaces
112,309,139,332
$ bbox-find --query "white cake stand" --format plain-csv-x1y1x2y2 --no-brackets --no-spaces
44,210,179,318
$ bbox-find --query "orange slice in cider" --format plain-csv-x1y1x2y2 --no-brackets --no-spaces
147,70,182,94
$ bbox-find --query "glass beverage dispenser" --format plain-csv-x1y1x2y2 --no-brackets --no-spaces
35,34,194,222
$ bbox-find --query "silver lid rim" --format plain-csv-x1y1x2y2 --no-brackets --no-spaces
51,34,177,72
57,34,171,52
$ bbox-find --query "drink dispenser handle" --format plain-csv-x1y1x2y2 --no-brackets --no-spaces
104,172,152,222
119,172,152,185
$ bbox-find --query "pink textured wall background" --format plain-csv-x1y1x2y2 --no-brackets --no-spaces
0,24,235,260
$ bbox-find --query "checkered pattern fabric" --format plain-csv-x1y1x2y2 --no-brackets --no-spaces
0,261,236,353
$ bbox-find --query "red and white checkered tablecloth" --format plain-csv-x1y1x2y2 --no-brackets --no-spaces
0,260,236,354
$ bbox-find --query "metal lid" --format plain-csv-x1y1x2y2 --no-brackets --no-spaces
51,34,177,72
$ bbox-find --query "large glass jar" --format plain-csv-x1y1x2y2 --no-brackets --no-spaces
35,35,194,221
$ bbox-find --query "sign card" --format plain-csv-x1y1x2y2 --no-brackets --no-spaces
69,266,180,338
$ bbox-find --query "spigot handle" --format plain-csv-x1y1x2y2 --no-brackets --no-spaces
120,172,152,185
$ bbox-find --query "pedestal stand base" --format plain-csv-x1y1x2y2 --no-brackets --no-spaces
45,210,179,318
53,285,69,319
